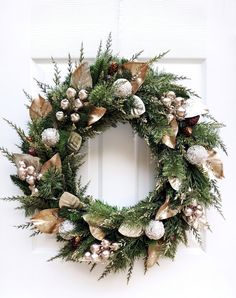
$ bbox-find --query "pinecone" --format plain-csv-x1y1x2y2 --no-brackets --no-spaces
108,61,119,76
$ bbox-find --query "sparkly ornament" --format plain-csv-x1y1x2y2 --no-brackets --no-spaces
59,192,83,209
59,220,76,240
26,175,35,186
56,111,64,121
60,99,70,110
67,132,82,152
29,95,52,120
91,253,100,263
78,89,88,100
70,113,80,123
131,95,146,117
27,165,35,175
66,87,77,99
17,167,27,180
145,220,165,240
186,145,208,165
74,98,83,110
101,250,110,260
84,251,91,261
173,97,184,107
113,79,132,98
41,128,59,147
70,62,93,90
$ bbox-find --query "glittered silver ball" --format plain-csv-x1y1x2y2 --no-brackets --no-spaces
59,220,76,240
41,128,60,147
186,145,208,165
66,87,77,99
84,251,91,261
56,111,64,121
161,97,172,107
145,220,165,240
101,250,110,260
91,253,100,263
113,79,132,98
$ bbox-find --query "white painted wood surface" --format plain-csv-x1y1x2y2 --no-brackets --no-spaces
0,0,235,297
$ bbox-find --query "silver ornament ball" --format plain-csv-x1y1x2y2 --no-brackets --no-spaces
161,97,172,107
59,220,76,240
145,220,165,240
91,253,100,263
113,78,132,98
26,175,35,186
41,128,60,147
84,251,91,261
186,145,208,165
101,250,110,260
17,167,27,180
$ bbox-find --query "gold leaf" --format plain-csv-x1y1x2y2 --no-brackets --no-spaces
162,115,178,149
82,214,105,227
40,153,62,176
13,153,41,171
88,106,106,126
118,222,143,237
59,192,83,209
89,226,106,240
123,62,148,94
70,62,93,89
31,208,62,234
168,177,182,191
207,150,224,179
155,197,179,220
146,243,162,268
29,95,52,120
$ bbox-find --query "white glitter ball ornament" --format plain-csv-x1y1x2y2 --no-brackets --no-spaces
41,128,60,147
59,220,76,240
186,145,208,165
145,220,165,240
113,79,132,98
131,95,146,117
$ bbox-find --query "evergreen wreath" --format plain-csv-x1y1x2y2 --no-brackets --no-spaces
1,34,226,282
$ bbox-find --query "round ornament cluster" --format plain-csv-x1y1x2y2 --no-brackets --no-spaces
1,37,225,282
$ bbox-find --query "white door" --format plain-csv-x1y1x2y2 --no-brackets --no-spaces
0,0,235,297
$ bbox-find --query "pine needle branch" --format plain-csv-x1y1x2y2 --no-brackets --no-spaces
23,89,33,102
0,147,14,162
96,40,103,58
51,57,61,85
34,78,51,94
148,50,170,65
3,118,27,141
131,50,144,61
67,53,73,75
79,42,84,63
105,32,112,54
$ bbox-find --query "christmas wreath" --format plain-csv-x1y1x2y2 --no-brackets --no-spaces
1,35,225,282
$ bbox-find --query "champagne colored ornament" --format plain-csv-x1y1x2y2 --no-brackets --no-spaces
13,154,41,172
29,95,52,120
78,89,88,100
145,220,165,240
101,239,110,249
74,98,83,110
173,97,184,107
84,251,91,261
59,220,76,240
166,91,176,100
162,114,179,149
26,175,35,186
161,97,172,107
88,106,106,126
155,197,179,220
56,111,64,121
183,98,209,118
186,145,208,165
183,202,207,229
91,253,100,263
101,250,110,260
67,132,82,152
70,113,80,123
41,128,60,147
113,78,132,98
70,62,93,89
206,150,224,179
17,167,27,180
66,87,77,99
59,191,83,209
131,95,146,117
118,222,143,238
176,106,186,119
89,226,106,240
60,99,70,110
146,243,162,268
90,243,101,253
123,62,148,94
40,153,62,176
31,208,61,234
27,165,35,175
110,242,120,251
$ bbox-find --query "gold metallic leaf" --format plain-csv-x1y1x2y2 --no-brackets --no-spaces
146,243,162,268
162,115,178,149
59,192,83,209
31,208,62,234
70,62,93,89
40,153,62,176
88,106,106,126
83,214,105,227
13,153,41,171
207,150,224,179
155,197,179,220
123,62,148,94
168,177,182,191
29,95,52,120
67,132,82,152
89,226,106,240
118,222,143,238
